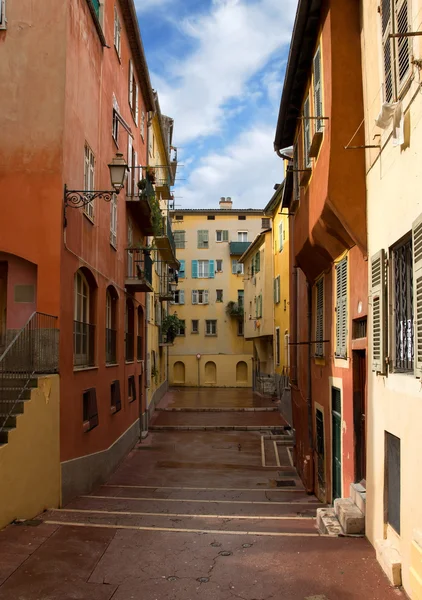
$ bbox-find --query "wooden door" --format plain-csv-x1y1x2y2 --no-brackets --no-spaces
332,387,342,500
353,350,367,482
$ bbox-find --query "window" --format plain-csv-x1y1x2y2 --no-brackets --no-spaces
303,94,311,167
206,320,217,336
112,109,119,145
207,215,215,220
178,260,185,279
174,230,185,249
106,287,117,364
216,230,229,242
232,260,244,275
274,276,281,304
114,6,121,57
392,236,413,371
382,0,411,102
313,45,323,132
315,277,324,357
74,270,95,368
175,215,184,221
110,380,121,413
83,388,98,432
254,251,261,274
192,290,209,305
198,230,209,248
140,111,145,140
292,144,300,203
275,327,280,365
238,231,248,242
216,259,223,272
279,222,284,252
256,294,263,318
191,320,199,334
238,215,246,221
127,218,134,277
110,194,117,248
216,289,223,302
172,289,185,305
238,290,244,308
0,0,7,29
237,320,244,336
84,144,95,221
128,60,139,125
262,218,271,229
125,300,135,361
128,375,136,402
177,320,186,336
193,259,214,278
335,257,348,358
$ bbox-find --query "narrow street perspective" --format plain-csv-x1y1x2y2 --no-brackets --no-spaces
0,389,404,599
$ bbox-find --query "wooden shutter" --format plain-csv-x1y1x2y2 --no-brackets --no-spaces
279,222,283,252
277,277,281,303
127,137,133,195
179,290,185,305
413,215,422,377
382,0,394,102
135,82,139,125
313,46,323,132
222,230,229,242
179,260,185,278
371,250,386,373
204,290,209,304
232,260,237,274
192,290,198,304
395,0,411,90
335,258,348,358
274,279,277,303
192,260,198,278
209,260,215,278
129,60,134,108
316,277,324,357
303,95,311,167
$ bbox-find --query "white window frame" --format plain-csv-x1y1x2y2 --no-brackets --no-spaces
172,289,184,305
192,289,209,305
114,6,121,58
313,45,323,133
110,193,117,248
0,0,7,30
279,222,284,252
84,144,95,221
232,260,244,275
141,111,145,140
216,230,229,242
198,260,210,278
274,275,281,304
303,94,311,168
238,231,248,242
191,320,199,334
206,320,217,336
216,259,223,272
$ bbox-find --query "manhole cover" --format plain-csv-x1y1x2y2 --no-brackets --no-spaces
219,551,233,557
210,542,222,547
167,576,178,582
275,480,296,487
197,577,209,583
242,543,252,548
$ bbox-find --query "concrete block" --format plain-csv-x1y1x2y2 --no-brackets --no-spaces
316,508,343,536
350,483,366,515
375,539,402,587
334,497,365,534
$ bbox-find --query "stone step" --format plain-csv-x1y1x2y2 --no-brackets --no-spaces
0,399,28,413
334,497,365,535
0,426,15,444
375,539,402,586
350,482,366,516
0,414,17,428
316,507,343,536
0,387,32,400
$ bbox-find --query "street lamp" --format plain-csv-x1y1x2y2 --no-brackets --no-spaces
63,152,129,226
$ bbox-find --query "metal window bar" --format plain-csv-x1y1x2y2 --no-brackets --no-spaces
127,249,153,284
0,312,59,433
125,332,135,362
393,238,413,371
74,321,95,367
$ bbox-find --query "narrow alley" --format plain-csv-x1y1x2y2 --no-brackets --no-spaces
0,389,404,599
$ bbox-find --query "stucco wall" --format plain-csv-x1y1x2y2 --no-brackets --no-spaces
0,375,60,529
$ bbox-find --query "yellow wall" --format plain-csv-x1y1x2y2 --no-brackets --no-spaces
0,375,60,529
169,354,252,387
272,201,290,372
169,209,264,386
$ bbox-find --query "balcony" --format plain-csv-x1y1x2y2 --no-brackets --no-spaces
226,301,244,320
155,215,178,267
159,270,177,302
159,328,174,347
126,177,155,236
125,249,153,293
229,242,250,256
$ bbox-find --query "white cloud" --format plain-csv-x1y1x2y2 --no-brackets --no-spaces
153,0,297,144
175,122,284,209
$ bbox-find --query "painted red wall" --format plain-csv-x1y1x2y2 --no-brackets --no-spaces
0,253,38,330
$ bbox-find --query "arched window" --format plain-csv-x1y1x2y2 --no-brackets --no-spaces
106,286,118,364
74,269,96,367
125,299,135,361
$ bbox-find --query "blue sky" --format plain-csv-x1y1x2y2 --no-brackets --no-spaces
135,0,297,209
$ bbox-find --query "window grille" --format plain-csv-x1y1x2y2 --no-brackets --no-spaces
315,277,324,357
392,237,413,371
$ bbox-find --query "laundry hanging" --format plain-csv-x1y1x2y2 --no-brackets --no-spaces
375,101,404,147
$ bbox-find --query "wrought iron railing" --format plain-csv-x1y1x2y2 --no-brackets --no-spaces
137,335,143,360
126,249,153,284
156,215,176,258
159,270,177,298
106,328,117,364
125,332,134,362
74,321,95,368
226,301,244,319
0,312,59,432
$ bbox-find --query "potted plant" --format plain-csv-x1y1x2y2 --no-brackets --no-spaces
146,166,156,184
161,314,183,343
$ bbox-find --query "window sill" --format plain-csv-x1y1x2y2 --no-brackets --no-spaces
205,334,217,337
74,366,98,373
83,420,98,433
191,332,199,335
125,360,135,365
314,357,326,367
110,405,117,415
83,211,95,225
106,363,119,368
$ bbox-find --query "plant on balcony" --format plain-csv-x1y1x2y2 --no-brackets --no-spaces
162,314,183,343
146,166,156,184
226,301,244,320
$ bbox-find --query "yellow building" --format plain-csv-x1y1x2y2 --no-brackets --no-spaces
169,198,264,387
239,184,290,419
144,93,178,423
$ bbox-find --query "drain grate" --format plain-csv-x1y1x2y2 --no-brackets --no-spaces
275,480,296,487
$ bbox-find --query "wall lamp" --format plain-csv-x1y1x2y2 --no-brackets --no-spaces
63,153,129,226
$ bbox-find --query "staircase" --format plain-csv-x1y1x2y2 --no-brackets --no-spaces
317,482,366,536
0,312,58,445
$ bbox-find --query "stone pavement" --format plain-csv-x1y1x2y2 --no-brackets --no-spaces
0,388,405,599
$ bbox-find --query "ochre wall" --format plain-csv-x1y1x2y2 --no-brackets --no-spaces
169,354,253,388
0,376,60,529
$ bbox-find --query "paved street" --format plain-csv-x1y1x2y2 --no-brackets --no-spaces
0,389,404,599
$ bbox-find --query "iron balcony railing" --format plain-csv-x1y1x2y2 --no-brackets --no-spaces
159,270,177,300
125,332,134,362
74,321,95,368
0,312,59,433
126,249,153,285
106,328,117,364
156,215,176,258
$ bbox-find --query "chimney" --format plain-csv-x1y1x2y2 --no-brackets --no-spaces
219,196,233,209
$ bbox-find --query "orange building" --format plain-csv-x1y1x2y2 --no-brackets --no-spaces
274,0,368,509
0,0,168,504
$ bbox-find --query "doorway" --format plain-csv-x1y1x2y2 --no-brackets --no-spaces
0,262,7,351
385,432,401,535
353,350,367,482
332,386,342,500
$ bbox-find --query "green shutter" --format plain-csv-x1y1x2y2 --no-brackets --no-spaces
209,260,215,278
223,230,229,242
179,260,185,278
335,258,348,358
192,260,198,278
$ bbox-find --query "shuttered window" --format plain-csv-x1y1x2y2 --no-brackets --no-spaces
392,238,413,372
315,277,324,357
303,94,311,167
192,290,209,305
275,327,280,366
292,145,300,203
413,215,422,377
279,222,283,252
274,276,280,304
313,45,323,132
110,194,117,248
335,257,348,358
179,260,185,278
381,0,411,102
371,250,386,373
198,230,209,248
216,230,229,242
174,230,185,249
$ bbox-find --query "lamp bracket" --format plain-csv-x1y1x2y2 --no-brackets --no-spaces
63,185,118,227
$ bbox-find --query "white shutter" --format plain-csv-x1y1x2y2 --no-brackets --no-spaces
179,290,185,305
223,230,229,242
127,137,133,195
335,258,348,358
192,290,198,304
135,82,139,125
371,250,387,373
313,46,323,132
232,260,237,274
413,214,422,377
303,95,311,167
110,194,117,247
204,290,209,305
129,60,134,109
394,0,411,91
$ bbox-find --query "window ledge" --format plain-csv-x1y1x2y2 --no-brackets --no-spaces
106,363,119,368
110,242,117,251
74,366,98,373
110,405,117,415
114,45,121,63
125,360,135,365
